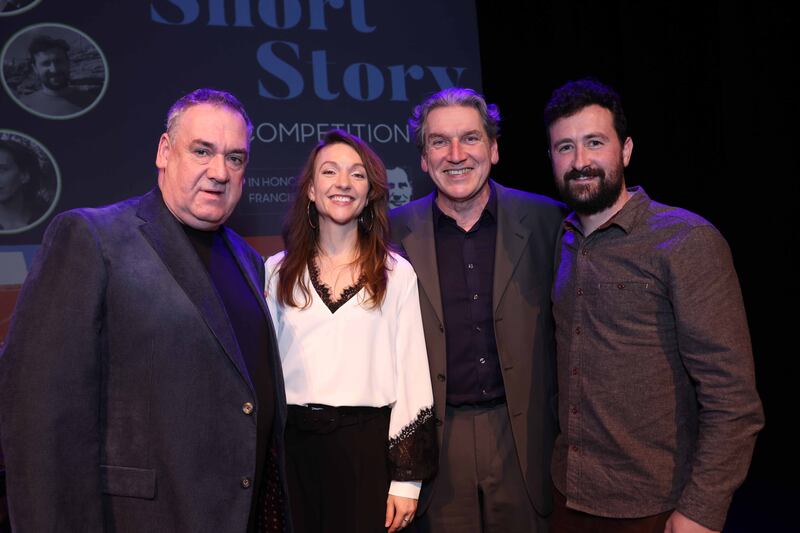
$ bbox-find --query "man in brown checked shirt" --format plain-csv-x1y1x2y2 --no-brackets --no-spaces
546,79,764,533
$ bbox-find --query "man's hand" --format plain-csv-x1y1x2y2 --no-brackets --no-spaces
385,494,418,532
664,511,719,533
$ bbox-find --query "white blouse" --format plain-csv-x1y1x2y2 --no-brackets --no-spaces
265,251,435,499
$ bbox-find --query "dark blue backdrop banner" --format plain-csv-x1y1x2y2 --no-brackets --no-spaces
0,0,482,334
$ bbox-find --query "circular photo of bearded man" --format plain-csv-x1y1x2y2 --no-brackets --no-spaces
0,130,61,234
1,23,108,120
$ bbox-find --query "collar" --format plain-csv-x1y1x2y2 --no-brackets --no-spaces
432,181,498,228
563,186,650,235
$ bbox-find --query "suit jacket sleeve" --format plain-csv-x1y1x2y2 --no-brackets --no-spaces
0,211,107,531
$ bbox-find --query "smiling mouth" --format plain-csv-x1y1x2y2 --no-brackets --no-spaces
329,195,355,203
444,168,473,176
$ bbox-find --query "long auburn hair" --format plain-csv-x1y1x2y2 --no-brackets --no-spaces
275,129,392,309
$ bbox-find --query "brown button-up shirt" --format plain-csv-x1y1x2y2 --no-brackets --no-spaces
551,187,764,531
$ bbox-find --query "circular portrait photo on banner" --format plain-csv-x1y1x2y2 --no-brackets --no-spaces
386,165,414,209
0,0,41,17
1,23,108,120
0,130,61,234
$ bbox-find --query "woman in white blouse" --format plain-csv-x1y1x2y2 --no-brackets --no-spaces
265,129,436,533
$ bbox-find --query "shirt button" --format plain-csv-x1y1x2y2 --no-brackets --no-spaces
472,294,479,300
437,373,446,382
481,389,487,395
467,263,475,270
571,445,579,452
475,325,481,333
581,249,589,256
242,402,254,415
241,477,252,489
571,406,578,415
438,323,444,332
571,367,578,376
575,326,581,335
617,283,625,289
576,288,584,296
479,357,486,364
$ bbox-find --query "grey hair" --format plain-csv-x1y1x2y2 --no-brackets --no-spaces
165,88,253,141
408,87,500,153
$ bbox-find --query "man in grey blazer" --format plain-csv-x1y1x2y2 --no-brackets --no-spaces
0,88,288,532
390,88,565,533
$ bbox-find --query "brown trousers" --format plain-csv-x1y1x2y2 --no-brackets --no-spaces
415,403,546,533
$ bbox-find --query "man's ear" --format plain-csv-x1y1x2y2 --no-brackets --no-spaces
155,133,171,170
622,136,633,167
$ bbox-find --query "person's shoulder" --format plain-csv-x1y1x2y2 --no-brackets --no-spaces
50,194,141,229
637,196,730,257
494,183,567,230
36,196,141,254
643,197,717,234
18,89,44,105
495,182,564,211
386,251,419,292
265,250,287,270
389,193,433,223
64,86,99,108
388,250,414,273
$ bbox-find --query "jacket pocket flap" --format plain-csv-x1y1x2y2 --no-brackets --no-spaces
100,465,156,499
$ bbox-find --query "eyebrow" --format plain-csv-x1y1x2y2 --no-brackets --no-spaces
319,160,366,169
428,129,483,140
190,139,248,157
552,131,610,146
582,131,610,141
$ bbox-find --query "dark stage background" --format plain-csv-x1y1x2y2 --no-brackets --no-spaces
475,1,792,531
1,0,793,531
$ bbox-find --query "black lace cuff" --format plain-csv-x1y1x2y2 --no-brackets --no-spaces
387,407,438,482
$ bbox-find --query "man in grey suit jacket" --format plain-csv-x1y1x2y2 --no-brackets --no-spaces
0,89,289,532
390,88,565,533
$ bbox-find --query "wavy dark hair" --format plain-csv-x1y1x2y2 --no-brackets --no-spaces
409,87,501,153
543,78,628,143
0,139,43,207
275,129,391,309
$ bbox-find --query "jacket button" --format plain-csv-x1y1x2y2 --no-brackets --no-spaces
437,374,446,382
241,477,252,489
242,402,254,415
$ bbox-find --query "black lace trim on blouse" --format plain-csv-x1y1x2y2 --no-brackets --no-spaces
387,406,438,482
308,257,365,313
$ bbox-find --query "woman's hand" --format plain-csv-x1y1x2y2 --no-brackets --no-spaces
385,494,418,532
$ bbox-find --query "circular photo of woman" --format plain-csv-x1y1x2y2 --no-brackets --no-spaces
1,23,108,120
0,130,61,234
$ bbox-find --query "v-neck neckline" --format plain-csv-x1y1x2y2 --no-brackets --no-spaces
308,257,365,313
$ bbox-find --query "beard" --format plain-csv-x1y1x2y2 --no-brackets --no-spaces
41,71,69,91
557,161,625,216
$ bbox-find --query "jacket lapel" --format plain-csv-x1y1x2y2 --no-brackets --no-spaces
493,182,531,315
222,229,287,420
399,193,445,326
136,190,253,390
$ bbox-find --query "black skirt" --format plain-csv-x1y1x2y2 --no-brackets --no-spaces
285,404,392,533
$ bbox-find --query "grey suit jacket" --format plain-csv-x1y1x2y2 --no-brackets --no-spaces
390,181,565,516
0,189,288,532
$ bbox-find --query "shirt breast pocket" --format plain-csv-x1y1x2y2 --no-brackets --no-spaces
593,281,663,333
